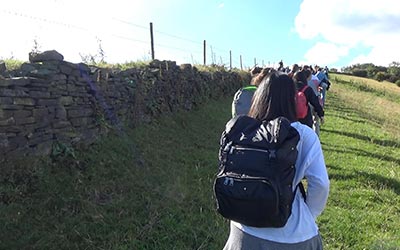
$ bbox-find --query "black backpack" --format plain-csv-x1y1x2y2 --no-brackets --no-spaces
214,115,305,228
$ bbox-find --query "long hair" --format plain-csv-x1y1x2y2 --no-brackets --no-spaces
248,72,297,122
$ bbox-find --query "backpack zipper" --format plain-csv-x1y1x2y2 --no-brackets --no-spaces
231,146,270,153
231,146,276,158
223,173,272,184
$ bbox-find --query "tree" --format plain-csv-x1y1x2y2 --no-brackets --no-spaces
352,69,368,77
330,68,338,73
388,61,400,77
375,72,387,82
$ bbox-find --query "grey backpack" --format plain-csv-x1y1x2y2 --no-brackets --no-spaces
231,86,257,117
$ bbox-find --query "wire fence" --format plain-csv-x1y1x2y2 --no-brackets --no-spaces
1,9,277,70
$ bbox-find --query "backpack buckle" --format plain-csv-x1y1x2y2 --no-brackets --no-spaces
269,149,276,159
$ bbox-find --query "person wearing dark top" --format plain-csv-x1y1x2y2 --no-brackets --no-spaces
293,70,324,128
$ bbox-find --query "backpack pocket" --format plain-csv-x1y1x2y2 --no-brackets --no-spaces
214,174,284,227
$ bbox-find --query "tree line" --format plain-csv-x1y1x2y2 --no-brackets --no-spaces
331,62,400,87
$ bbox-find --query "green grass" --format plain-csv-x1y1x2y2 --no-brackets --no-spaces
1,74,400,249
0,100,232,250
1,58,24,71
332,75,400,104
319,75,400,249
96,60,151,70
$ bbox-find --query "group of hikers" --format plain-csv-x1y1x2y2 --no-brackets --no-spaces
214,62,331,249
232,63,331,136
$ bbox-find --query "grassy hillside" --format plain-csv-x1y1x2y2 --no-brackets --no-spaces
319,74,400,249
1,74,399,249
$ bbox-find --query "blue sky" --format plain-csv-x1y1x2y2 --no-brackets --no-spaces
1,0,400,70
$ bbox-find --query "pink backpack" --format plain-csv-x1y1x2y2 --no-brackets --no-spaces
296,85,309,119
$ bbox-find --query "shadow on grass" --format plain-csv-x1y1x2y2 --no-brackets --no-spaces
321,128,400,147
361,171,400,195
326,113,369,124
322,143,400,166
325,89,394,128
328,103,359,114
326,96,384,127
325,164,342,171
327,168,400,195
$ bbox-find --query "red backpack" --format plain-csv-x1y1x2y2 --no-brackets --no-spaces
296,85,309,119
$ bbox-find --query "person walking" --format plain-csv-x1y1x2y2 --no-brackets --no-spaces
294,70,325,129
315,66,330,106
231,67,274,117
222,72,330,250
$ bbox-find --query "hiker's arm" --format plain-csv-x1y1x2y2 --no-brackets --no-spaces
303,134,330,219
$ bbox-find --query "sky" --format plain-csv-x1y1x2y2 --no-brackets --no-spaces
1,0,400,70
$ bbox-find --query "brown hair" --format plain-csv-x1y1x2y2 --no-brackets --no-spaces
252,67,276,86
248,72,297,122
293,69,311,84
250,66,262,76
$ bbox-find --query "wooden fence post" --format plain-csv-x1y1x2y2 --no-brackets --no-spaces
240,55,243,70
150,22,155,60
203,40,206,65
229,50,232,70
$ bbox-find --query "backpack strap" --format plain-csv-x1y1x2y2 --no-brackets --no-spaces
295,181,307,202
299,85,308,93
225,115,261,139
242,85,257,91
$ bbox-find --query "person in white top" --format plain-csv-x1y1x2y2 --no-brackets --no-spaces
223,72,330,250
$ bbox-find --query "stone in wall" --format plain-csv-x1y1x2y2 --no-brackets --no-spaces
0,61,6,75
29,50,64,63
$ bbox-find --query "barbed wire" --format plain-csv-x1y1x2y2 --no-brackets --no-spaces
155,42,202,54
110,34,149,45
2,8,265,68
111,17,149,30
154,30,203,46
1,9,89,31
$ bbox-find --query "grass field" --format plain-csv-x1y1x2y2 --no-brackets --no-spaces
319,74,400,249
1,74,399,249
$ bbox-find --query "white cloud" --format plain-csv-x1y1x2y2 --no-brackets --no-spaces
295,0,400,66
349,43,400,66
218,3,225,8
304,42,349,66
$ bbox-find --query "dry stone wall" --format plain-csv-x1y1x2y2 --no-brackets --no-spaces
0,50,248,160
